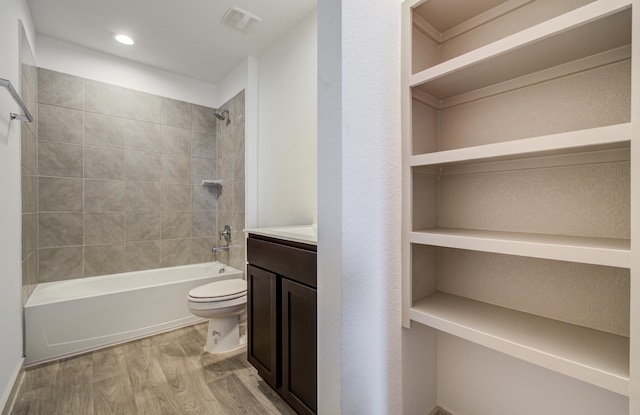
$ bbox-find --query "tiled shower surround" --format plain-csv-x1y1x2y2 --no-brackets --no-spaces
20,25,38,306
35,68,245,281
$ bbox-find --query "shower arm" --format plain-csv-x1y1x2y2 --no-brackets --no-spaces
0,77,33,122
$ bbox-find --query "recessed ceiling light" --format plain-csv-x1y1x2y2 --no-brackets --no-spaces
113,33,134,45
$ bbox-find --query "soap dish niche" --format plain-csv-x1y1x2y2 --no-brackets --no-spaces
202,179,223,188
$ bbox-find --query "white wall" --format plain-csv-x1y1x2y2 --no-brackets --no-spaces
438,334,628,415
317,0,402,413
257,11,317,227
0,0,35,409
36,35,218,107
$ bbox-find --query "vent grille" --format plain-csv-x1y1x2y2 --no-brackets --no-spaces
222,7,262,33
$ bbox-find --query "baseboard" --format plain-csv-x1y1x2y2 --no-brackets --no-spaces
429,406,454,415
1,357,25,415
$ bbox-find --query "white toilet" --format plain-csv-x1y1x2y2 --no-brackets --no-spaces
187,278,247,354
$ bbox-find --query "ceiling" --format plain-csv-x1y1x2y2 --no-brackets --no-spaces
26,0,317,84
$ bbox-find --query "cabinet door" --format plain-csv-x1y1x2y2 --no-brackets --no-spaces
247,264,278,388
281,278,317,415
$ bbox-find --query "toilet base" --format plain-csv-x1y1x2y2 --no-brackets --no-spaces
203,313,247,354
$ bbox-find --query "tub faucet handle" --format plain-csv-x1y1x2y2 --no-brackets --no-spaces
219,225,232,243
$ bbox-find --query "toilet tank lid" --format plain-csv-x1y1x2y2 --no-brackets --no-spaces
189,278,247,298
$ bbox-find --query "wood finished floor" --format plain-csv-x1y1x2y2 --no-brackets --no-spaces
11,323,296,415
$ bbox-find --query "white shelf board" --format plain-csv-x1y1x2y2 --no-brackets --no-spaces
410,293,629,396
410,229,630,268
411,124,631,168
410,0,631,99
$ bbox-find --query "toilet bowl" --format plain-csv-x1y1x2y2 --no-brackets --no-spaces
187,278,247,354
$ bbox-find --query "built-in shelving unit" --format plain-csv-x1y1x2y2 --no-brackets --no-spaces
410,292,629,396
410,229,630,268
402,0,637,411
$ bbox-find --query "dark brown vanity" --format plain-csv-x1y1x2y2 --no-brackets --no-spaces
246,231,317,415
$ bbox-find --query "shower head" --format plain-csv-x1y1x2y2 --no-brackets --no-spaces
214,109,229,121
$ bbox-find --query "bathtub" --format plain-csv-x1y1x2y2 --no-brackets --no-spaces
24,262,243,366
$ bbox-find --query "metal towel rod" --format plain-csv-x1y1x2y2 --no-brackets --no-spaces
0,77,33,122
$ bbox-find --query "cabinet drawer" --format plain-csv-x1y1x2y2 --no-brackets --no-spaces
247,236,317,288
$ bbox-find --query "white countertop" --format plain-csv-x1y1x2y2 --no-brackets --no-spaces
245,225,317,245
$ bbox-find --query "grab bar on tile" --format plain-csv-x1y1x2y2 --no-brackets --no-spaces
0,77,33,122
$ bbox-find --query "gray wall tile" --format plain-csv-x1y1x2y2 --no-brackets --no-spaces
162,184,192,211
125,241,161,271
21,126,37,172
217,156,232,182
162,98,192,129
191,157,216,184
219,131,242,156
126,211,161,241
39,213,83,248
84,179,125,211
192,185,218,211
126,181,162,211
85,112,125,148
38,68,83,109
192,105,216,133
124,89,162,123
192,211,216,237
38,246,83,283
217,184,232,213
232,180,245,213
85,79,124,116
22,213,36,260
232,153,245,181
191,237,215,264
84,146,125,180
33,72,244,280
22,168,36,213
125,150,161,182
84,212,125,244
84,244,127,276
160,239,192,267
38,104,83,144
38,177,83,212
124,119,161,152
38,141,83,178
22,252,37,306
192,132,216,158
161,212,192,239
161,126,191,155
161,155,191,184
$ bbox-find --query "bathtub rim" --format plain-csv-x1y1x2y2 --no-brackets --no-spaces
26,261,243,307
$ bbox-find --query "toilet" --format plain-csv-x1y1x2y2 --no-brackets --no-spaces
187,278,247,354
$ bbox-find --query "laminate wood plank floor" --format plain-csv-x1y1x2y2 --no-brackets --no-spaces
11,323,296,415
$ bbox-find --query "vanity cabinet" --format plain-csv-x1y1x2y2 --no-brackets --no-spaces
247,234,317,415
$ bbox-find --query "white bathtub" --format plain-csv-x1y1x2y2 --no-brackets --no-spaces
24,262,243,366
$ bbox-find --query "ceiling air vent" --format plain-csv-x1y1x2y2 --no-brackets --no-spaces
222,7,262,33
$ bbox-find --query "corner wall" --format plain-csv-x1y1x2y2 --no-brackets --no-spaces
317,0,402,413
0,0,36,410
257,11,317,227
36,35,218,108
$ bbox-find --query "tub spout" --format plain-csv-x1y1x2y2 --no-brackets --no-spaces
212,245,230,254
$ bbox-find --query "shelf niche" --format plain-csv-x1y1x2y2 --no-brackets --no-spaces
409,245,630,395
402,0,636,410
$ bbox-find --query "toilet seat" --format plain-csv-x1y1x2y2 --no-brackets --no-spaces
188,279,247,303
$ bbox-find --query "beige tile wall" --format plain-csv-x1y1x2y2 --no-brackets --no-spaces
211,91,245,271
20,24,38,306
36,69,245,281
